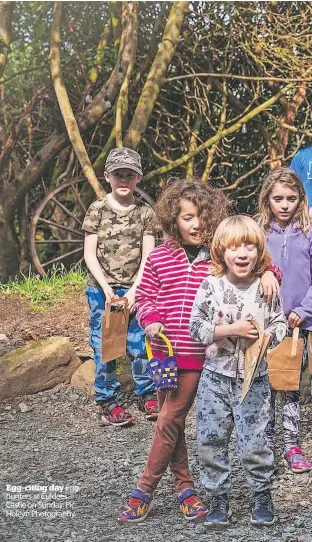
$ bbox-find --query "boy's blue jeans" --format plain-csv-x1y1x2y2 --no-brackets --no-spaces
86,285,156,406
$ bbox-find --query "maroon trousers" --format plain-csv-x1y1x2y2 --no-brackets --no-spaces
138,370,201,494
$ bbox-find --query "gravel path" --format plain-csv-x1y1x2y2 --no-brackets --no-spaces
1,386,312,542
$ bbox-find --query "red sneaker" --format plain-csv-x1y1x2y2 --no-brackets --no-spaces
100,405,134,427
138,395,159,421
284,447,312,473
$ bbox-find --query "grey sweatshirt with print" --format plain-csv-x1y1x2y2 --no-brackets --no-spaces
189,275,287,378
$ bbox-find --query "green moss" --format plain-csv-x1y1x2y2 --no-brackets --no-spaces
0,339,49,361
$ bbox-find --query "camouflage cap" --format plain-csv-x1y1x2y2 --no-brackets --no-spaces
105,147,143,175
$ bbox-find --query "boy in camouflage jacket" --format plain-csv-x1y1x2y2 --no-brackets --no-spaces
82,147,158,426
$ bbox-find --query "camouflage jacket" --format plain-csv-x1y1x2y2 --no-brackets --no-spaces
82,196,155,288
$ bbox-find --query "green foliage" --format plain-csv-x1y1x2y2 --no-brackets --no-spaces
0,266,87,310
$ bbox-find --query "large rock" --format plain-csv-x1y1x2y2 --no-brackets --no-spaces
0,337,81,400
71,358,95,396
70,356,134,396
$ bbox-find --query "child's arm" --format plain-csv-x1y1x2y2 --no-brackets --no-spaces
259,264,282,303
135,255,164,332
124,235,155,312
265,296,287,347
189,279,259,344
84,233,115,300
289,237,312,326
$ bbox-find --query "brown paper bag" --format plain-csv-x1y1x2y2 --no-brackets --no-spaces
267,327,303,391
240,320,272,404
101,297,130,363
307,333,312,375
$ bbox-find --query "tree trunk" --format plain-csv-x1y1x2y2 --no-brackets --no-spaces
115,2,138,146
0,202,20,281
269,85,306,168
124,1,189,149
0,1,14,78
50,2,104,198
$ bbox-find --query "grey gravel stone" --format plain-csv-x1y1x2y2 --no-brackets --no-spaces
1,390,312,542
18,401,32,412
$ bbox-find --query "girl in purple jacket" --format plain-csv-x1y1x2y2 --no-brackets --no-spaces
258,166,312,473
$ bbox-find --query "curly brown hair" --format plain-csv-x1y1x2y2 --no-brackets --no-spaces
155,178,228,248
256,166,310,233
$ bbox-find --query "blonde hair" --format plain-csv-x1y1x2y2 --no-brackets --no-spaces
257,166,310,233
211,215,272,276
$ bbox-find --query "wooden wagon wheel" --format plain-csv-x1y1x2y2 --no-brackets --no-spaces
30,177,155,277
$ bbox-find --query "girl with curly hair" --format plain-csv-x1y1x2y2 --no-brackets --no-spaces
119,179,281,525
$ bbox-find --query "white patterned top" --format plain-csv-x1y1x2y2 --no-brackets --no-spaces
189,275,287,378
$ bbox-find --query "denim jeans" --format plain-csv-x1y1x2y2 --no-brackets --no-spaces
86,285,155,405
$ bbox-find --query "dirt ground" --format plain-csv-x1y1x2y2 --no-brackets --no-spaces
1,292,312,542
0,292,92,356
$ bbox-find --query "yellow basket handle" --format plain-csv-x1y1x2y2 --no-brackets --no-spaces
146,332,173,360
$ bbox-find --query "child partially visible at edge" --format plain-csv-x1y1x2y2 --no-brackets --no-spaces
82,147,159,427
118,179,282,525
257,166,312,473
189,215,286,528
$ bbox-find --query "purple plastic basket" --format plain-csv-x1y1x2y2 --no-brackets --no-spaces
147,355,178,391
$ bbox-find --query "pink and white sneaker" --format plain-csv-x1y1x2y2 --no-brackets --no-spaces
284,447,312,473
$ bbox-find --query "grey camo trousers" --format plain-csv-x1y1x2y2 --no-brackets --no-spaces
197,370,275,495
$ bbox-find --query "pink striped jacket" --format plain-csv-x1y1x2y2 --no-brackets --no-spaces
136,240,282,371
136,241,213,370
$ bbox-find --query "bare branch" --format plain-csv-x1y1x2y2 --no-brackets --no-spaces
49,2,104,198
124,1,189,149
143,80,297,181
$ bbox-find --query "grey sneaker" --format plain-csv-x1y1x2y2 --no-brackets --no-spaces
251,490,275,526
204,494,231,527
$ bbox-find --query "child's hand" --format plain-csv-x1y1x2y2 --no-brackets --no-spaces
259,271,279,303
231,319,259,339
102,284,115,302
206,342,218,359
124,286,136,313
287,311,302,329
145,322,165,338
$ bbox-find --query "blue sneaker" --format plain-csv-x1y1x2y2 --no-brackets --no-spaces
204,494,231,527
251,490,275,526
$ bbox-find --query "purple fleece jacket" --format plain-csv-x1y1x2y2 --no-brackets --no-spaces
266,222,312,331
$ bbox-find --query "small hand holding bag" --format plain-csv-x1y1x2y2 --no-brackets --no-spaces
146,333,178,391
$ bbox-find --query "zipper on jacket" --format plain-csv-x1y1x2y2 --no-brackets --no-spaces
282,232,287,258
173,263,192,352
